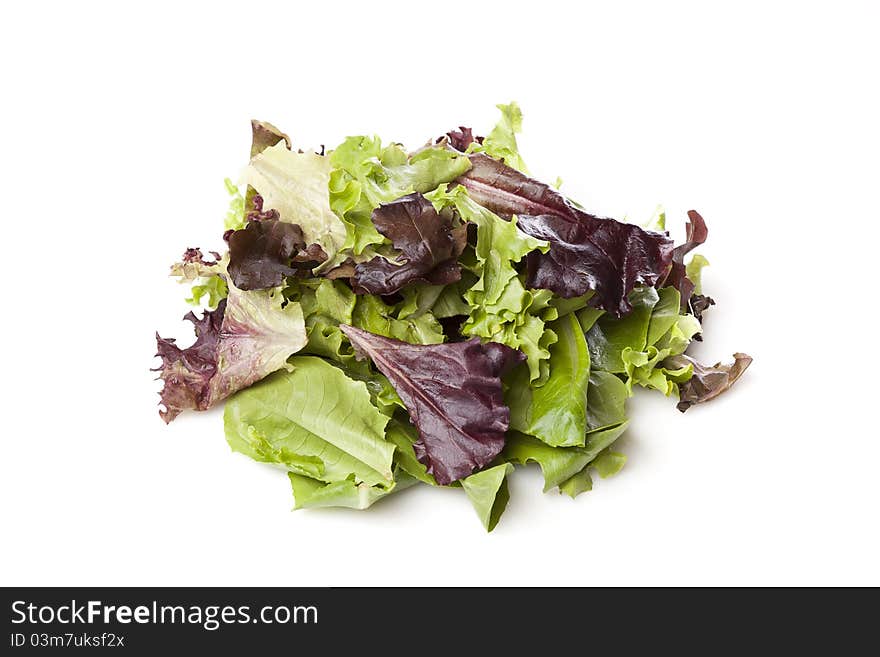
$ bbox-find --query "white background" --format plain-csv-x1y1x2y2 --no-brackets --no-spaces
2,1,878,586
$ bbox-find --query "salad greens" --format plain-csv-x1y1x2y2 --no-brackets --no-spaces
156,103,751,530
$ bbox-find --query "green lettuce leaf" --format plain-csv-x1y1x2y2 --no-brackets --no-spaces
503,421,628,493
504,432,594,491
385,421,437,486
686,254,710,295
186,275,228,309
479,102,528,173
558,468,593,498
223,178,247,231
239,142,347,268
352,295,445,345
508,313,591,447
461,463,514,532
397,281,471,320
288,471,416,511
592,449,627,478
586,370,629,431
586,286,659,373
586,285,704,396
283,279,362,371
621,345,693,395
224,356,395,486
646,287,684,347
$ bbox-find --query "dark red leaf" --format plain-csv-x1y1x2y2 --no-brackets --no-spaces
155,301,226,423
445,126,483,151
340,325,524,485
227,218,326,290
352,193,466,295
663,210,709,311
690,293,715,324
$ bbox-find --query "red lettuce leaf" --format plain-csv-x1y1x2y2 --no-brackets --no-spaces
227,216,326,290
456,154,674,316
690,293,715,327
155,289,306,422
340,324,524,485
155,301,226,422
663,352,752,412
445,126,482,152
352,193,466,295
663,210,709,311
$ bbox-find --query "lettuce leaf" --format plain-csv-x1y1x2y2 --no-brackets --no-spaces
227,217,326,290
685,253,714,322
397,281,471,320
352,295,445,345
558,468,593,498
288,471,416,511
224,356,395,485
503,421,628,493
456,153,674,316
664,352,753,412
461,463,514,532
385,421,437,485
508,313,591,447
186,275,228,310
352,193,466,295
586,286,703,395
155,284,307,422
503,433,594,492
586,287,660,373
592,449,627,478
341,325,523,485
445,126,481,152
223,178,247,231
249,119,290,157
240,142,347,268
479,102,528,173
663,210,708,311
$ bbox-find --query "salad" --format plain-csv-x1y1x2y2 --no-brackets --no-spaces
155,104,750,530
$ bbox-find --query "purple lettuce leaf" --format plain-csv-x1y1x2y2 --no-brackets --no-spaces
663,210,709,311
456,154,674,316
156,300,226,423
340,324,524,485
663,352,752,412
227,215,327,290
351,193,466,295
690,293,715,326
155,288,307,422
445,126,482,152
